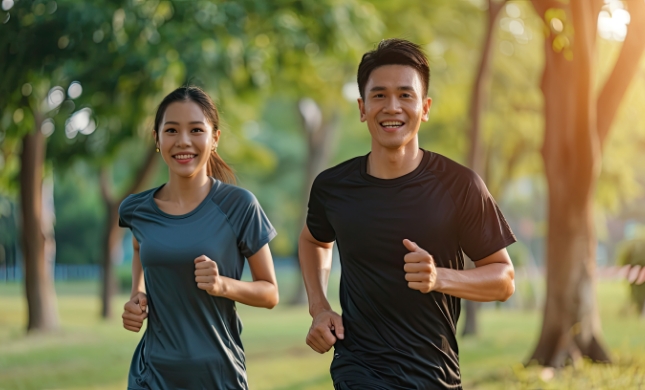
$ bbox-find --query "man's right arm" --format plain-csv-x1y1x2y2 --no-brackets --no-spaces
299,225,344,354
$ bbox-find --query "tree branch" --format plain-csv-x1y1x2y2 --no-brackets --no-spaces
466,0,505,174
119,146,158,204
99,167,114,205
597,0,645,147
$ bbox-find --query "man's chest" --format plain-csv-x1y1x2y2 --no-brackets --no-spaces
325,184,460,262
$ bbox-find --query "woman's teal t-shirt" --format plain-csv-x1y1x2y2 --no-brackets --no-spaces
118,178,276,390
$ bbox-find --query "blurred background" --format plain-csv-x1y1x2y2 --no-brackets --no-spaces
1,0,645,389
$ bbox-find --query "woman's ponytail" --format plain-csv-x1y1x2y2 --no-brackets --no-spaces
208,150,236,184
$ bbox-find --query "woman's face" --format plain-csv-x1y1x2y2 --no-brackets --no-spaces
155,101,220,179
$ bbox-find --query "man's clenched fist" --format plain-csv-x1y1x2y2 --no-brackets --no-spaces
403,239,437,293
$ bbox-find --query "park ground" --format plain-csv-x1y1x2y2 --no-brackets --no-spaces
1,273,644,390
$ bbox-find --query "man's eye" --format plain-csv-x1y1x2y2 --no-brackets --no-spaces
402,93,412,98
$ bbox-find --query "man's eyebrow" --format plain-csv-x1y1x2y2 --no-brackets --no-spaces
163,121,206,125
369,86,415,92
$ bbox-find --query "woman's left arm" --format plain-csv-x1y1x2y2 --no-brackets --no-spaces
194,244,279,308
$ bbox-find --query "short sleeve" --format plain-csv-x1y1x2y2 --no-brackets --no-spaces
118,195,136,229
457,171,516,261
231,191,277,258
306,176,336,243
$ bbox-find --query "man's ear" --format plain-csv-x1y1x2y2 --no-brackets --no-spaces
421,97,432,122
358,98,367,122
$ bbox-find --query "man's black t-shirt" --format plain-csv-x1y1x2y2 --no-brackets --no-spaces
306,149,516,389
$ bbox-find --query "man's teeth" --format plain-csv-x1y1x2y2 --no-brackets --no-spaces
381,121,404,128
174,154,196,159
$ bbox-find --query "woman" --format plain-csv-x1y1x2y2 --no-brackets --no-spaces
119,86,279,389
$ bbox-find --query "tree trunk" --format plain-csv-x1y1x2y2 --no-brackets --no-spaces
99,148,157,319
529,0,645,367
99,175,119,319
528,0,606,366
289,99,339,305
462,0,506,337
20,129,59,332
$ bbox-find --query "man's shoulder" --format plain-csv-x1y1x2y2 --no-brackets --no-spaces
426,151,482,186
314,155,364,186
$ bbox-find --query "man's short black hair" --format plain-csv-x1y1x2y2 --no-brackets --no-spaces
357,38,430,100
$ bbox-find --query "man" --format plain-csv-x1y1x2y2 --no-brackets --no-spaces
298,38,516,389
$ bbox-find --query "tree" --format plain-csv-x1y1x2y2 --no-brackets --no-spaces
527,0,645,366
462,0,507,337
0,0,80,331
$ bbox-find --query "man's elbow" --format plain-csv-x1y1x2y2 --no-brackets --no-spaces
498,267,515,302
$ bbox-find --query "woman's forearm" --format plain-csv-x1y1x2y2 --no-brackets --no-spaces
217,278,278,308
130,238,145,298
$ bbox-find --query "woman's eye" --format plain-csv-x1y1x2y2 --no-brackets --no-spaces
191,128,204,133
165,128,177,133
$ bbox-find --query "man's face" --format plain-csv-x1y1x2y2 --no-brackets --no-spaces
358,65,431,151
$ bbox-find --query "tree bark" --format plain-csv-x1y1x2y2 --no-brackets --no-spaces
20,127,59,332
289,99,339,305
527,0,645,367
99,147,157,319
462,0,506,337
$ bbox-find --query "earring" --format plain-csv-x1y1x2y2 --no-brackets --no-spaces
156,147,159,153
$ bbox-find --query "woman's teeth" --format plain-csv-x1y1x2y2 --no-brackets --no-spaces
174,154,196,159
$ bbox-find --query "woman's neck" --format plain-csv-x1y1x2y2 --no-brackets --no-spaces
158,170,212,206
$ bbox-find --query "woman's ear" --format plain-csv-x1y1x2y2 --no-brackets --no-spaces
213,129,221,149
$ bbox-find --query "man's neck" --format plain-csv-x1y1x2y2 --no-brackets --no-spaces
367,142,423,180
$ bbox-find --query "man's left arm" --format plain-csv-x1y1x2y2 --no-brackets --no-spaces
403,239,515,302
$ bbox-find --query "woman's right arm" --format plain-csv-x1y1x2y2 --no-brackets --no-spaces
130,236,145,298
122,236,148,332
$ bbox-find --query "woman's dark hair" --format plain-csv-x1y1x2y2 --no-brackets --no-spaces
153,86,236,184
357,38,430,100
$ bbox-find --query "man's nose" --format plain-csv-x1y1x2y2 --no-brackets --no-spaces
383,97,402,113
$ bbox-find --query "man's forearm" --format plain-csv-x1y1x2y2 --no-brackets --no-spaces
298,229,334,316
435,263,515,302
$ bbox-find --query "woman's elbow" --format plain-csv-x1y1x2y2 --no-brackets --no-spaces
264,286,279,309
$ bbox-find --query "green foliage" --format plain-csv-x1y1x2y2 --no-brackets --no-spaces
116,263,132,294
53,164,104,265
616,238,645,314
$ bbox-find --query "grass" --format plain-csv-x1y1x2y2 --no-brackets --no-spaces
0,275,643,389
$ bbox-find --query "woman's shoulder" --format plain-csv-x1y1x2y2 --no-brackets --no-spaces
210,181,265,216
213,181,257,202
119,187,157,217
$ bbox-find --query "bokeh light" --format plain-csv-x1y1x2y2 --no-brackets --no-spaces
68,82,83,99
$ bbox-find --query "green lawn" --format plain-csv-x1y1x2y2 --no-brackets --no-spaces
0,277,643,389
